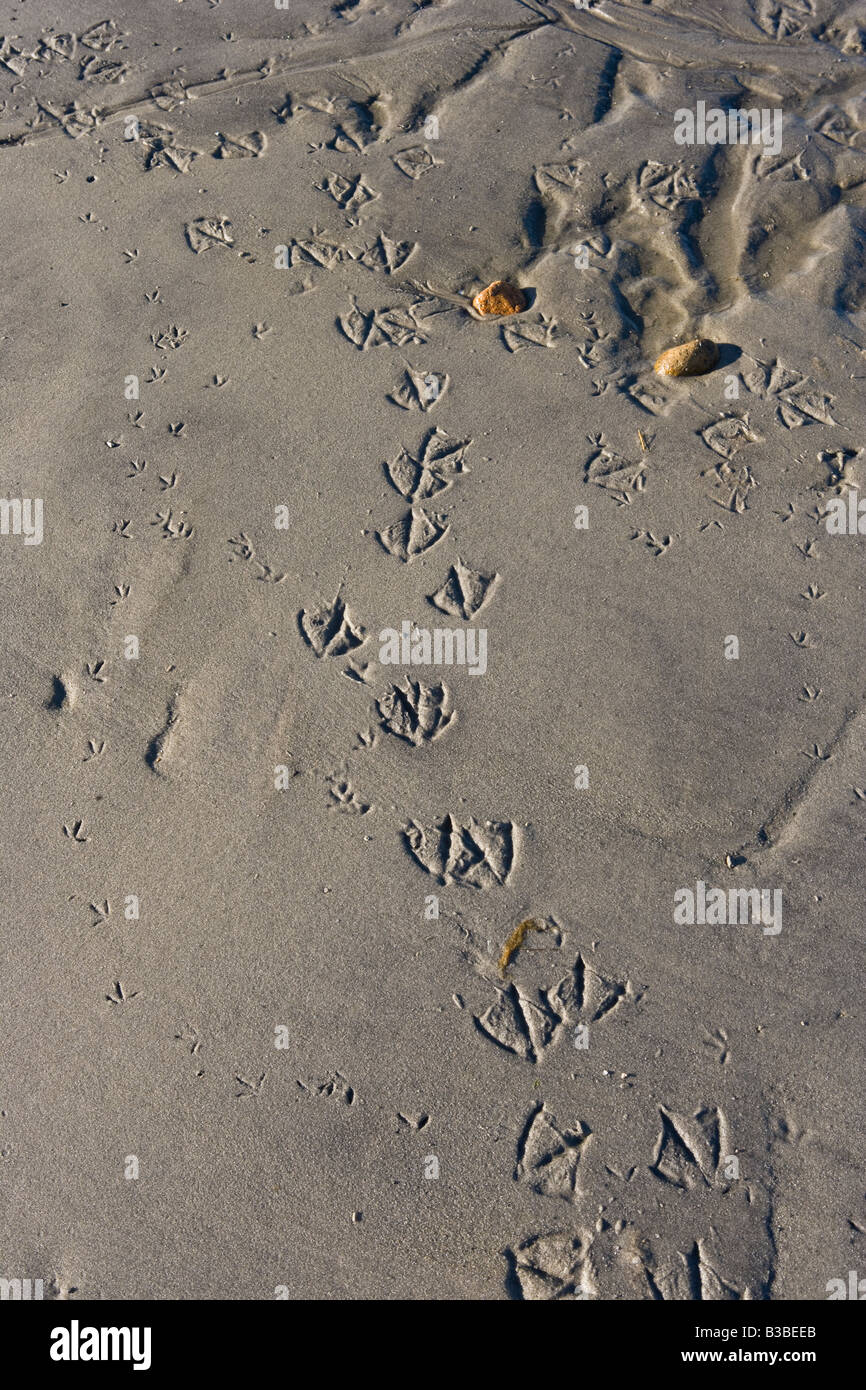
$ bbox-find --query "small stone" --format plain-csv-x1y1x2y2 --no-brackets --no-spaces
472,280,527,316
653,337,719,377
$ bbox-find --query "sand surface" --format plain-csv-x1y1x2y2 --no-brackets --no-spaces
1,0,864,1300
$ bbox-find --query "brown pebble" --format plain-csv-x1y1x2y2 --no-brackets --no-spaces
472,280,527,316
653,338,719,377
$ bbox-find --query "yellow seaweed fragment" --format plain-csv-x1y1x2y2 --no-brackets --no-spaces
498,917,544,976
